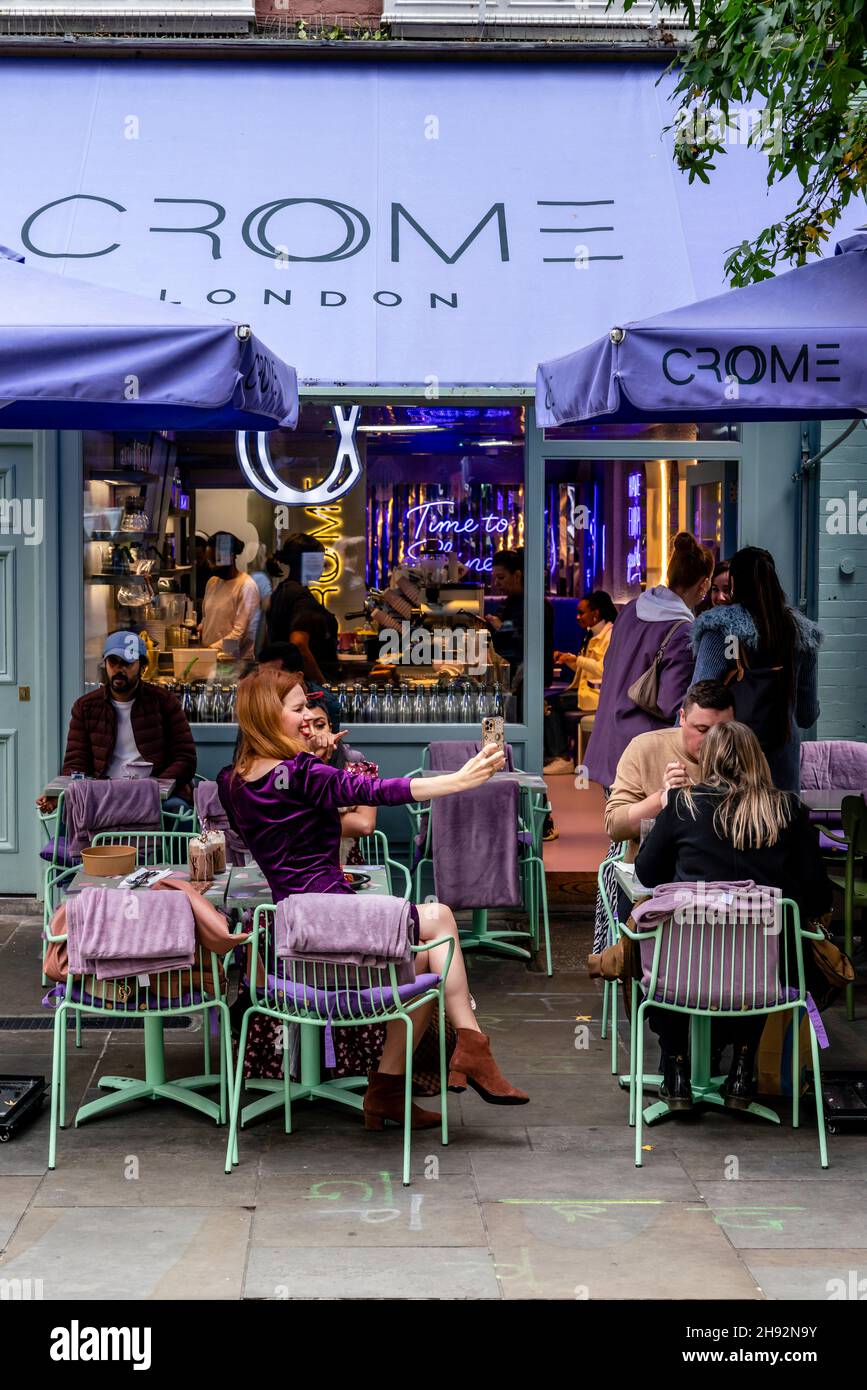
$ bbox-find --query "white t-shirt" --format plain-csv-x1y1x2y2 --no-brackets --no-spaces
107,700,153,779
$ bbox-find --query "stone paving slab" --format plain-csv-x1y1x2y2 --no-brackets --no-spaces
469,1149,699,1203
34,1148,258,1207
0,1176,41,1249
695,1181,867,1250
244,1245,500,1300
0,1206,252,1299
484,1202,762,1299
740,1248,867,1301
675,1139,863,1182
251,1189,487,1247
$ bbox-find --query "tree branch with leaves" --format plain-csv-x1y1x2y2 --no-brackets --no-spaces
620,0,867,283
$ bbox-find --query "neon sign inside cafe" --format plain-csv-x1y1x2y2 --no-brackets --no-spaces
404,501,511,571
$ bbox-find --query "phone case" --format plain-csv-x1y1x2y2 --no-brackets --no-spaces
481,716,505,751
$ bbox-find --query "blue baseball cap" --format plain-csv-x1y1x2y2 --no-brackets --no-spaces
103,631,147,663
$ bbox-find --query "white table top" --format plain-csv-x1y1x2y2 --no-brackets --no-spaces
613,860,651,905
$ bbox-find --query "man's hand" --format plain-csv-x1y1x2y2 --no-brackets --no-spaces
453,742,505,791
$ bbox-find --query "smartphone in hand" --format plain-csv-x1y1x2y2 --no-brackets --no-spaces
481,716,505,755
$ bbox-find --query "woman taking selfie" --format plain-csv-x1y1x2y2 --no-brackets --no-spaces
635,720,832,1112
217,669,529,1129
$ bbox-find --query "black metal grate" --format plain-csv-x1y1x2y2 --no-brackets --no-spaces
0,1015,192,1031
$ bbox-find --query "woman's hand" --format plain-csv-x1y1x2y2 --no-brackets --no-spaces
306,726,348,761
556,651,578,671
453,742,505,791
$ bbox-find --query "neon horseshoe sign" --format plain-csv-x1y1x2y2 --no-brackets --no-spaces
235,405,362,505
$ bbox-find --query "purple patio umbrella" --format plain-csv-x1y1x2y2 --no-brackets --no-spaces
0,249,298,431
536,233,867,427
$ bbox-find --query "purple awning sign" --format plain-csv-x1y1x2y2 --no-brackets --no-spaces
0,253,298,431
536,234,867,426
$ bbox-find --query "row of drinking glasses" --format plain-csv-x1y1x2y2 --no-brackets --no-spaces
334,682,504,725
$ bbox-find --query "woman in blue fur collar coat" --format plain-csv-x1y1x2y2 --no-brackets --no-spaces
690,547,822,792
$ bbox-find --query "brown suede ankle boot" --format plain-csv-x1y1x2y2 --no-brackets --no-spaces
447,1029,529,1105
363,1067,441,1131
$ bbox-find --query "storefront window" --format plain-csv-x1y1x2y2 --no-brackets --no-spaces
82,405,527,724
544,455,735,603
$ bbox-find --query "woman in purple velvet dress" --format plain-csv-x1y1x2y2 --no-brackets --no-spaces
217,668,529,1130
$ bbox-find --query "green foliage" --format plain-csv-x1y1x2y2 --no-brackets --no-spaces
617,0,867,284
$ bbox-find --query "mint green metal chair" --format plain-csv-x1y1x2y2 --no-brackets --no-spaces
621,896,829,1169
226,903,454,1187
90,829,223,1078
46,869,234,1169
356,829,412,899
827,794,867,1022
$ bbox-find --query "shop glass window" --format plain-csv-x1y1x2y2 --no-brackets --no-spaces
82,405,527,724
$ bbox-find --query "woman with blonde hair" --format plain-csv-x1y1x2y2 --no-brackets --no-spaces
217,669,529,1130
635,720,832,1111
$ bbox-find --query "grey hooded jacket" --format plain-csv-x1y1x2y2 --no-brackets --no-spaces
690,603,822,791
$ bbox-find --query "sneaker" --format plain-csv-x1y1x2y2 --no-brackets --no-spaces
542,815,559,841
543,757,574,775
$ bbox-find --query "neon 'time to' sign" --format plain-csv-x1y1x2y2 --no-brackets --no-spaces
404,501,511,571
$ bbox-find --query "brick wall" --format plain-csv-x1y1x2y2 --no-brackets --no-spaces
255,1,384,24
816,420,867,742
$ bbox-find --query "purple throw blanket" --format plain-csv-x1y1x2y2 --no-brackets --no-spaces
428,741,521,910
275,892,413,977
65,778,161,856
66,886,196,980
800,740,867,792
632,879,783,1011
194,780,249,865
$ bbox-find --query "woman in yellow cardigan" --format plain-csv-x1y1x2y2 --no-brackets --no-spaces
544,591,617,775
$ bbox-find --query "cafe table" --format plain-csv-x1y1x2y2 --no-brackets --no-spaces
610,862,777,1126
229,863,395,1128
59,864,233,1125
799,789,865,820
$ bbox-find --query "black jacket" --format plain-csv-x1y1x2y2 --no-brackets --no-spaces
268,579,338,680
635,786,833,923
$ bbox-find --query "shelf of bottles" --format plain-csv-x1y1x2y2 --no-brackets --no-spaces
168,680,238,723
329,679,505,725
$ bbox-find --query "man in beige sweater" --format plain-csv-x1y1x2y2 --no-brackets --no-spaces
605,680,735,860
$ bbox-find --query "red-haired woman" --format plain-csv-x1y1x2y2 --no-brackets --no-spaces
217,669,529,1130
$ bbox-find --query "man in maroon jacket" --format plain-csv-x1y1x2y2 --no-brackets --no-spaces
36,630,196,813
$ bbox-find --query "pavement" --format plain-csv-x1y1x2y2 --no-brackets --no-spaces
2,909,867,1301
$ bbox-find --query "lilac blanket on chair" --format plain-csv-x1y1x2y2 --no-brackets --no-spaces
64,778,161,856
631,879,783,1011
428,741,521,910
194,780,249,864
275,892,413,978
66,886,196,980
